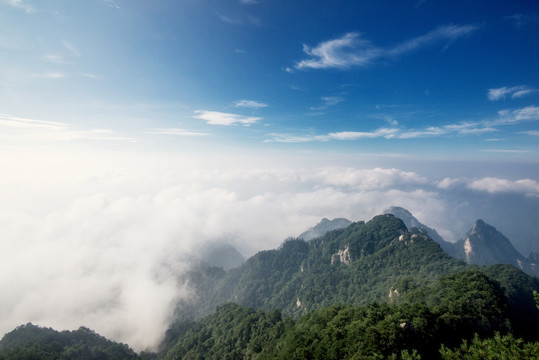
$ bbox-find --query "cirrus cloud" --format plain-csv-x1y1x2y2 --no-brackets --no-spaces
194,110,262,126
488,85,538,101
293,24,478,71
234,99,268,108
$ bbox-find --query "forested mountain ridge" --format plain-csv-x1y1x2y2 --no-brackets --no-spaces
171,214,467,323
384,206,457,255
0,323,139,360
162,266,539,359
162,213,539,358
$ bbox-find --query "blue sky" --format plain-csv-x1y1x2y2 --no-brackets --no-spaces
2,0,539,162
2,0,539,350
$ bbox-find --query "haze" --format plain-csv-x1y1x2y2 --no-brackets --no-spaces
1,0,538,352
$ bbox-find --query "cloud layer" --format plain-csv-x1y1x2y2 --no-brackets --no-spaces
1,152,538,351
293,24,478,70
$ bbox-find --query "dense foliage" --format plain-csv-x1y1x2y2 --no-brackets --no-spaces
0,323,138,360
440,333,539,359
173,215,467,323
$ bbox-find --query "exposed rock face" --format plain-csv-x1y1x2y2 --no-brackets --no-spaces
388,288,400,302
463,237,474,263
397,233,425,246
331,245,352,265
298,217,352,241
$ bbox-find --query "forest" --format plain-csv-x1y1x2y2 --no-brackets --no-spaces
1,215,538,359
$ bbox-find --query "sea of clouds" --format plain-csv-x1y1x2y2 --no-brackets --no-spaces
0,150,537,351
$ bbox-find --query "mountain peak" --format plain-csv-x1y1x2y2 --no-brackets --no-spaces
384,206,419,228
383,206,455,254
298,217,352,241
472,219,487,230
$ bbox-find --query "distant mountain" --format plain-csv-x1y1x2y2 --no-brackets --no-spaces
384,207,539,278
528,252,539,275
297,217,352,240
453,220,538,277
0,323,138,360
199,242,245,270
384,206,456,254
172,214,467,324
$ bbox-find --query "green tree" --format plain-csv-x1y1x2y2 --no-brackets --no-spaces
440,333,539,359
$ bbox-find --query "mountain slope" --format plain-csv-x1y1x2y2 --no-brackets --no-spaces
163,268,539,360
385,207,538,277
172,214,466,323
384,206,456,255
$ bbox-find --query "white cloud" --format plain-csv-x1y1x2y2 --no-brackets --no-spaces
488,85,537,101
481,149,533,153
265,128,400,143
62,41,81,57
468,177,539,196
194,110,261,126
510,105,539,121
1,147,538,351
506,14,539,28
0,114,136,142
147,128,209,136
43,54,69,64
265,122,493,143
296,32,380,70
81,73,102,79
266,105,539,143
0,159,447,350
104,0,120,9
234,99,268,108
30,72,65,79
0,114,68,130
387,24,478,57
301,167,428,191
218,13,260,26
4,0,33,13
328,128,398,140
437,177,461,189
518,130,539,136
310,96,345,111
496,106,539,125
294,24,478,70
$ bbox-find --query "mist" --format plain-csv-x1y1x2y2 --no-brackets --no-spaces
1,149,538,351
